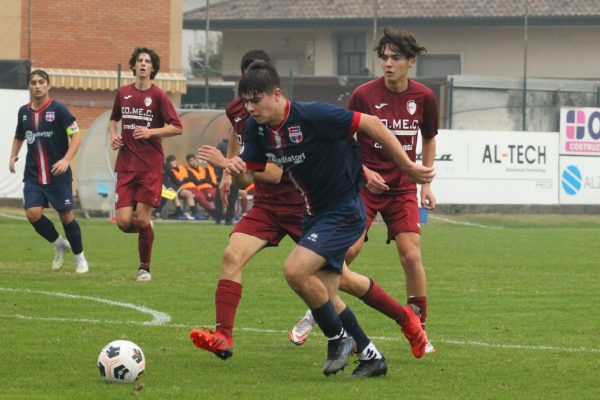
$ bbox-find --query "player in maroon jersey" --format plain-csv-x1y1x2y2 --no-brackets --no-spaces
191,50,306,360
109,47,183,282
290,29,438,353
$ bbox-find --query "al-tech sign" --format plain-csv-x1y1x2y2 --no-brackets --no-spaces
559,107,600,155
559,156,600,205
418,130,559,204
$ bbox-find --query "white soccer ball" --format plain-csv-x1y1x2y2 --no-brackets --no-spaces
97,340,145,383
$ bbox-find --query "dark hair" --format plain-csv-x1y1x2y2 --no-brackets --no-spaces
166,155,176,162
129,47,160,79
238,60,280,98
186,154,195,161
29,69,50,84
240,49,271,74
375,28,427,59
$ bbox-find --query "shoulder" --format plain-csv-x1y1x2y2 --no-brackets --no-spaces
408,80,435,97
51,100,75,117
225,98,246,119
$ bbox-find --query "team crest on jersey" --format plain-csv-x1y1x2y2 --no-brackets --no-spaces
288,126,303,143
144,96,152,107
407,100,417,115
22,114,27,121
45,111,55,122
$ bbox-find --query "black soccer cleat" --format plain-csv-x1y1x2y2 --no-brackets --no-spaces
350,355,388,378
323,336,355,376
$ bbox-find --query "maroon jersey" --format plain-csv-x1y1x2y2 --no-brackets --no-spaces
349,77,438,194
225,98,304,210
110,83,182,172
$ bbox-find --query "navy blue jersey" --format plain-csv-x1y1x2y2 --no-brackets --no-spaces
241,100,363,215
15,99,79,185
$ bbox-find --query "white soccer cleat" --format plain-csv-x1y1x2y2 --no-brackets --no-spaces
74,254,89,274
424,332,436,354
52,239,71,270
136,269,152,282
289,309,315,346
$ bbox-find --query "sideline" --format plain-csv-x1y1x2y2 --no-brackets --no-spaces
429,215,504,229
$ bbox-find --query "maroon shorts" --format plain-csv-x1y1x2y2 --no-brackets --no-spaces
232,204,303,246
361,189,421,242
115,171,162,209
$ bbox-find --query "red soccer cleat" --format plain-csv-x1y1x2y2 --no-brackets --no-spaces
190,327,233,360
400,305,427,359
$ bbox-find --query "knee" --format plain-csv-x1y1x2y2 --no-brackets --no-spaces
220,246,244,279
58,210,74,224
115,216,131,232
25,209,42,223
400,249,422,271
283,261,305,291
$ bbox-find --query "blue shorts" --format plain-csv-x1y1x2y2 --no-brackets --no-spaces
298,196,366,273
23,182,74,211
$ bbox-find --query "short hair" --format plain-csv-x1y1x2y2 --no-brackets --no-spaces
238,60,281,98
166,155,176,162
240,50,271,74
29,69,50,84
185,153,195,161
129,47,161,79
375,28,427,59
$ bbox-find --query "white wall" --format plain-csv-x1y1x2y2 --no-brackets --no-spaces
0,90,30,199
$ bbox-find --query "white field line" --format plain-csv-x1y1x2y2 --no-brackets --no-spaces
0,287,170,326
429,215,504,229
2,287,598,354
0,212,27,221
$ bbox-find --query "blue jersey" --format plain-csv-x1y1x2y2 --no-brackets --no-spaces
241,100,364,215
15,99,79,185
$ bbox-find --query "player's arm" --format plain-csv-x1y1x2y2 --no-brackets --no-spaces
358,113,435,184
420,136,437,209
108,119,123,150
9,137,24,173
225,156,254,190
52,127,82,176
132,123,182,140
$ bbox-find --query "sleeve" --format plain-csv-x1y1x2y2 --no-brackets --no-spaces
239,119,267,172
308,102,359,140
420,91,439,139
57,103,79,136
15,109,25,140
159,90,183,129
109,89,122,122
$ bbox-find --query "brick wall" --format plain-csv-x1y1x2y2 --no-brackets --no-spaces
21,0,173,71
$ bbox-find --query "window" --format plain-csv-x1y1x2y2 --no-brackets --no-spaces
416,54,461,77
337,34,367,76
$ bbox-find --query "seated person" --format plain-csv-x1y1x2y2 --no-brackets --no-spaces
185,154,217,218
164,155,204,220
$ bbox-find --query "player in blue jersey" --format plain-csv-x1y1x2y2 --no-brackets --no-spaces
225,61,435,378
9,70,88,273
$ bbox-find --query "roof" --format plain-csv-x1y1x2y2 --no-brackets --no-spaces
184,0,600,29
41,68,187,94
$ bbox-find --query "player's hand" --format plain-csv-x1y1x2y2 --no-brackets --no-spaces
407,163,436,185
364,166,389,194
9,156,18,173
132,127,152,140
111,134,124,150
219,171,232,208
420,185,436,210
198,145,227,169
225,156,246,176
51,158,69,175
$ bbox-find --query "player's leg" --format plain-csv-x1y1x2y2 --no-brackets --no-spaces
23,183,69,270
115,172,139,232
190,232,268,359
58,209,88,273
134,202,154,281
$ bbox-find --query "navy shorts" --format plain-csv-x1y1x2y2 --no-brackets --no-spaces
298,196,366,273
23,182,74,211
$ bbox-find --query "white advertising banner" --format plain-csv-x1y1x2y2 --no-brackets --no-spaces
420,130,559,204
0,89,30,198
559,156,600,204
559,107,600,156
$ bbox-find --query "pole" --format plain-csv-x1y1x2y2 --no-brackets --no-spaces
204,0,210,107
522,0,528,131
371,0,378,75
28,0,32,60
117,64,122,88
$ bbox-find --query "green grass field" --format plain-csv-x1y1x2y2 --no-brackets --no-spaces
1,210,598,399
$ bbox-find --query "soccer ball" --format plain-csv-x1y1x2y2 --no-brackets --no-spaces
97,340,145,383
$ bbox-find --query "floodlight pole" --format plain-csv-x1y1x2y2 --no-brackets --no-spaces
371,0,378,75
204,0,211,107
522,0,528,131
